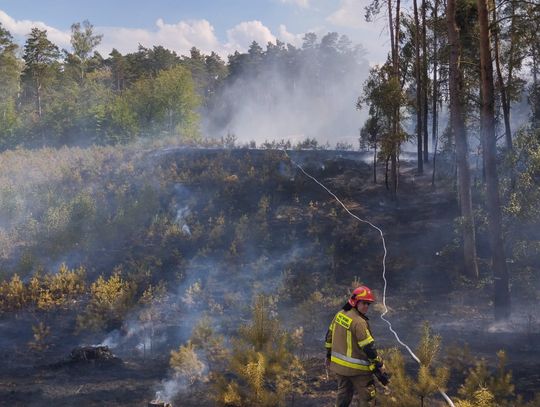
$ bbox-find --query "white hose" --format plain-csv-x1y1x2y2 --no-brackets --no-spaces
283,150,455,407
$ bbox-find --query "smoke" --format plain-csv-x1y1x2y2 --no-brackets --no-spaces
154,374,189,404
202,38,370,146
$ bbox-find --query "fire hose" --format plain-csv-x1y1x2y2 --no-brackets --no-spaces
283,150,455,407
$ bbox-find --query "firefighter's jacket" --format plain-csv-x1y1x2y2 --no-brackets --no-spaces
325,307,379,376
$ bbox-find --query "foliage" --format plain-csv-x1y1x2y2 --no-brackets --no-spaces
77,270,136,332
0,264,86,312
378,323,449,407
0,273,26,311
357,63,408,164
502,127,540,299
189,315,227,368
138,282,168,353
28,321,51,351
169,341,207,385
214,295,305,406
457,351,514,405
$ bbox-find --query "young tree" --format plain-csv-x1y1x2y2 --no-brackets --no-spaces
360,115,383,183
214,296,305,406
358,64,406,191
365,0,405,197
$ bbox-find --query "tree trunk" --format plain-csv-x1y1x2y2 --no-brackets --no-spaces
373,144,377,184
477,0,510,320
447,0,479,279
422,0,429,162
431,0,439,186
414,0,424,174
391,151,398,199
391,0,401,198
492,1,513,151
36,80,42,118
385,155,390,190
533,45,540,128
387,0,395,69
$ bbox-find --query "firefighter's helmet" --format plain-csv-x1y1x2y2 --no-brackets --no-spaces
348,286,376,307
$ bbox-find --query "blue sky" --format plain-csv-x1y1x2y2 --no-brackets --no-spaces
0,0,389,63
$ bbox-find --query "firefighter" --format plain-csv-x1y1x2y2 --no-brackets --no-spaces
325,285,388,407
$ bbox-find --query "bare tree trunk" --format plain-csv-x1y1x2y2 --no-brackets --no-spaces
422,0,430,162
492,0,513,151
477,0,510,320
385,155,390,190
391,0,401,198
447,0,479,279
373,144,377,184
414,0,424,174
387,0,395,67
431,0,439,186
36,80,42,118
533,45,540,128
386,0,400,197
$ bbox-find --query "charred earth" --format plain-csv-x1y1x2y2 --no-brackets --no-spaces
0,148,539,406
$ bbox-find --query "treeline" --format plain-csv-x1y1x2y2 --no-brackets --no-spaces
0,21,363,149
357,0,540,320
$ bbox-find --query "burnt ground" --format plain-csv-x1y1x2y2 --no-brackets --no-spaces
1,150,539,406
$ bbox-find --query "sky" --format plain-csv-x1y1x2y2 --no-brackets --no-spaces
0,0,390,64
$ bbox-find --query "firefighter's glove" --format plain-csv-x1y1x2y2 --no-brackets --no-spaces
374,367,390,386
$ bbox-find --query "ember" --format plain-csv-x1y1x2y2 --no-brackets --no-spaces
61,345,123,367
70,345,119,362
148,401,172,407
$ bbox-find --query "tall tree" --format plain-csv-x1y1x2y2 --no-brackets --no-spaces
0,23,21,147
477,0,510,319
414,0,424,174
431,0,440,185
366,0,405,196
22,28,60,119
69,20,103,81
522,1,540,128
392,0,403,197
108,48,127,92
421,0,429,162
447,0,479,279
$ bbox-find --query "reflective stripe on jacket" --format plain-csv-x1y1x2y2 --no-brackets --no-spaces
325,307,376,376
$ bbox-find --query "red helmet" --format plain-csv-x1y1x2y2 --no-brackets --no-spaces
348,286,376,307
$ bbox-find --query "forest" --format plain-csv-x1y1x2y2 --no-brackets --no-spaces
0,0,540,405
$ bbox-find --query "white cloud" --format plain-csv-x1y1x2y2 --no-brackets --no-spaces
327,0,389,64
277,24,304,47
327,0,366,28
279,0,310,8
0,9,307,59
0,9,71,48
0,10,287,57
98,19,221,56
225,20,276,53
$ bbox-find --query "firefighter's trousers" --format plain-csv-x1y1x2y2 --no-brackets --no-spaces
335,373,376,407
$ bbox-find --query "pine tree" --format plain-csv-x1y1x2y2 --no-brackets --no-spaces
22,28,60,120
